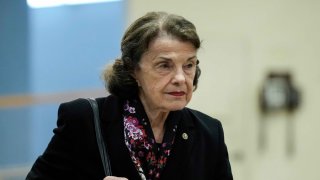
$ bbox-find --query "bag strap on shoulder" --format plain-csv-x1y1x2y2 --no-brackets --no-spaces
86,98,112,176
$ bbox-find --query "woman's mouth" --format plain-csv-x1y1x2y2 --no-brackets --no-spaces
168,91,186,96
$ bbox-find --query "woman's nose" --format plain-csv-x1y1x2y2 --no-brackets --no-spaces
172,68,186,84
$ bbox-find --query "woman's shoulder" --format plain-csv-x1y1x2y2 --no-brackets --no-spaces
183,107,224,141
185,107,222,127
57,95,121,123
59,95,119,110
54,95,122,134
185,108,222,130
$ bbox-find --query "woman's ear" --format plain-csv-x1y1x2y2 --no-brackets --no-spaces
131,71,141,87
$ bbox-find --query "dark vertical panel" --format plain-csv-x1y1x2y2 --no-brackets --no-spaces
0,0,30,95
0,0,32,168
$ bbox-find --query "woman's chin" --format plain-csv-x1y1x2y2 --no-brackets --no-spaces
165,102,188,111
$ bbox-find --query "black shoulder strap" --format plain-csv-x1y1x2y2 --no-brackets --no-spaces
86,98,112,176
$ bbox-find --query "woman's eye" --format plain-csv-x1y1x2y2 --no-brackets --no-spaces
187,63,194,68
184,63,194,69
158,62,171,69
155,62,172,73
160,63,169,68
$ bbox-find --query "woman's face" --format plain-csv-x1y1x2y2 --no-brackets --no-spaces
134,35,198,112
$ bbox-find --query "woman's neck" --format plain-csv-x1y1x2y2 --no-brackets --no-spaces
147,111,168,143
139,98,169,143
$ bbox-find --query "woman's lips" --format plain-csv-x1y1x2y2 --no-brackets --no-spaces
168,91,185,96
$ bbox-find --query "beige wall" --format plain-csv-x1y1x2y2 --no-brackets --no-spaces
127,1,320,179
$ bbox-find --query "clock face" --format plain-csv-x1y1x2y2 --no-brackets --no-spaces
263,78,288,110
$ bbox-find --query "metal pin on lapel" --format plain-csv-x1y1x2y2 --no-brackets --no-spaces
182,133,188,140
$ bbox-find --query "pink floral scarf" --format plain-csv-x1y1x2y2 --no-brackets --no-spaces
123,99,179,180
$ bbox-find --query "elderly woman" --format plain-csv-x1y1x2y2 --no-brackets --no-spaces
27,12,233,180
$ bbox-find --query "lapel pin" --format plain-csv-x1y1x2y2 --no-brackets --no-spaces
182,133,188,140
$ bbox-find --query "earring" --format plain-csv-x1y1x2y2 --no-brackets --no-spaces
136,80,141,86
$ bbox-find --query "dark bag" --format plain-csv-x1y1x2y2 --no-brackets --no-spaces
87,98,112,176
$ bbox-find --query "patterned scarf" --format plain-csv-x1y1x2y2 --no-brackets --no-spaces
123,99,179,180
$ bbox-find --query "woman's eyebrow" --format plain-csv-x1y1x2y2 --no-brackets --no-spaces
187,56,197,61
156,57,172,61
154,56,197,62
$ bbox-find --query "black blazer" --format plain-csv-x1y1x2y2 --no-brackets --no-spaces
27,95,233,180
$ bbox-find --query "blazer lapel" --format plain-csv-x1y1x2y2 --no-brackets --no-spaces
161,108,195,179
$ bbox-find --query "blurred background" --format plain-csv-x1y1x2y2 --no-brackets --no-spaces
0,0,319,179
